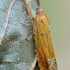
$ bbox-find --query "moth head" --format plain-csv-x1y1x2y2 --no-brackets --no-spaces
39,9,44,16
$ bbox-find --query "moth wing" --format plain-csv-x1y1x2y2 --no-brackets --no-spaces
33,18,48,69
39,9,58,69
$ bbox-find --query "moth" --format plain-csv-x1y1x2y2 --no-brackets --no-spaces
33,7,58,70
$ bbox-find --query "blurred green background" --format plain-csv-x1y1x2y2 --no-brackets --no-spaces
40,0,70,70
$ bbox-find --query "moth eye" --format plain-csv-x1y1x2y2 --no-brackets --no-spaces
36,6,40,15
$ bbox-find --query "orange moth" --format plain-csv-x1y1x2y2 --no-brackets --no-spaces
33,7,58,70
